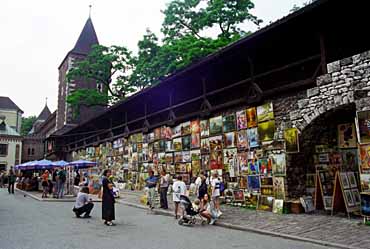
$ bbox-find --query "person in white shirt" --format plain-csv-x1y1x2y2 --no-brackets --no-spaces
211,171,222,217
194,172,204,197
172,175,187,219
73,186,94,218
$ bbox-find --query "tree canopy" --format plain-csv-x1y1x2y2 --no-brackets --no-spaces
21,116,37,136
67,0,262,112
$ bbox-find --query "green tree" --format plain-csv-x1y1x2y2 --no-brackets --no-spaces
290,0,317,13
21,116,37,136
66,44,134,114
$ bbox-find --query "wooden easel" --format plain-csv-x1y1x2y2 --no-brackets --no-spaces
331,172,359,218
314,171,327,210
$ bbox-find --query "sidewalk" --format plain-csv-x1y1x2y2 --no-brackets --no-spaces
17,188,370,249
119,190,370,249
15,188,101,202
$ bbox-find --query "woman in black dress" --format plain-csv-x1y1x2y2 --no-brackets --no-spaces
102,169,115,226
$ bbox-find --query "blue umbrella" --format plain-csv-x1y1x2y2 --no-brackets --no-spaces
69,160,97,169
16,160,38,170
51,160,69,167
33,159,54,170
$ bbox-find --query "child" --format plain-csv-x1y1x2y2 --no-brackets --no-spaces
192,198,200,211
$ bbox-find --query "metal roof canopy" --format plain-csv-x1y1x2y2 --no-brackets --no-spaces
52,0,370,151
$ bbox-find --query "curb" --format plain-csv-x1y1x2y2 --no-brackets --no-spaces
118,199,355,249
15,188,101,202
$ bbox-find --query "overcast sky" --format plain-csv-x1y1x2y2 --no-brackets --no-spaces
0,0,307,117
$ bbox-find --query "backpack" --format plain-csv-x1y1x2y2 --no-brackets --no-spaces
199,182,208,197
219,181,225,193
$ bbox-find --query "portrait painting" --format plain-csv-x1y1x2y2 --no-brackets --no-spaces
191,120,200,134
223,132,236,148
246,107,257,128
200,138,210,154
338,123,357,148
191,133,200,149
237,130,248,150
200,119,209,137
236,110,247,130
173,138,182,152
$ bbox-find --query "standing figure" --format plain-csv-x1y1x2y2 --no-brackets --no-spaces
8,169,15,194
159,170,169,209
52,168,59,198
41,170,49,198
211,171,222,217
57,168,66,199
102,169,115,226
145,170,158,210
172,175,187,219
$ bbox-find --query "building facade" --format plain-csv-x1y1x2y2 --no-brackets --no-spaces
0,117,22,171
0,96,23,133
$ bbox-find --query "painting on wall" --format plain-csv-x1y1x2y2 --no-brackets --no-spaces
284,128,299,153
181,121,191,136
172,125,182,138
271,153,286,176
209,135,223,151
237,130,248,150
223,113,237,133
200,120,209,137
361,174,370,192
341,149,358,172
191,120,200,134
359,144,370,174
344,189,356,207
273,199,284,214
257,102,274,123
200,138,210,154
338,123,357,148
247,175,261,192
236,110,248,130
246,107,257,128
191,133,200,149
258,120,275,142
209,116,223,135
173,138,182,152
357,110,370,144
247,128,259,148
210,150,223,170
273,177,285,200
182,136,191,151
201,154,210,171
224,132,236,148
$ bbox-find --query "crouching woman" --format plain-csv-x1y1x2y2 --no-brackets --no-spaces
199,194,217,225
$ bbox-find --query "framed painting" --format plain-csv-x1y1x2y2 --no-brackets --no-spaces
352,189,361,205
271,153,286,176
236,110,247,130
191,150,201,161
223,113,237,133
259,158,272,177
182,135,191,151
257,102,274,123
247,128,259,148
191,133,200,149
361,174,370,192
172,125,182,138
323,196,333,210
238,152,248,175
200,138,210,154
175,163,187,173
209,135,223,151
191,160,201,177
341,149,358,172
300,196,315,213
247,175,261,192
165,153,173,164
210,150,223,170
246,107,257,128
200,120,209,138
338,123,357,148
340,172,350,189
201,154,210,171
356,110,370,144
248,159,259,175
359,144,370,174
209,116,223,135
284,128,299,153
257,196,274,212
273,176,285,200
173,138,182,152
361,193,370,216
181,121,191,136
347,172,357,188
191,120,200,134
223,148,237,166
182,151,191,162
233,190,245,202
223,132,237,148
237,130,248,150
273,199,284,214
344,189,356,207
154,128,161,141
258,120,275,142
165,140,173,152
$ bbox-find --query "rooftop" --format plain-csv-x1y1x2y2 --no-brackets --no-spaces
0,96,23,113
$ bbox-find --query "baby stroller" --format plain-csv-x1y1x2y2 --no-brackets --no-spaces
178,195,207,226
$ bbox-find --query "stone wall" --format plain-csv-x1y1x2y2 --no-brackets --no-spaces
269,50,370,197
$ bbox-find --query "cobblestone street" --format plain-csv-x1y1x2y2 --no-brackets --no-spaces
120,190,370,249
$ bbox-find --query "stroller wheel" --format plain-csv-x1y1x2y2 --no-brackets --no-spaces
178,219,184,225
201,220,207,226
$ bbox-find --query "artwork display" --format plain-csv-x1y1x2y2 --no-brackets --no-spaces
359,144,370,174
237,130,248,150
223,113,236,133
175,163,187,173
182,151,191,162
338,123,357,148
284,128,299,153
209,136,223,151
181,121,191,136
360,174,370,192
247,175,260,192
191,133,200,149
236,110,247,130
233,190,245,202
344,189,355,207
201,155,210,171
347,172,357,188
247,128,259,148
352,189,361,205
273,199,284,214
323,196,333,210
257,103,274,123
172,125,182,138
257,196,274,212
258,121,275,142
357,110,370,144
246,107,257,128
191,120,200,134
300,197,315,213
173,138,182,151
224,132,236,148
273,177,285,200
200,138,210,154
248,160,259,175
271,153,286,176
340,172,350,189
209,116,223,135
210,150,223,170
361,193,370,216
200,120,209,137
341,149,358,172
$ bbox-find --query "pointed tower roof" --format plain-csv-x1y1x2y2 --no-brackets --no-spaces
70,17,99,55
36,104,51,121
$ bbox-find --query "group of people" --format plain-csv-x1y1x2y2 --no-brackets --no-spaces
144,169,223,225
40,168,67,198
0,169,16,194
72,169,116,226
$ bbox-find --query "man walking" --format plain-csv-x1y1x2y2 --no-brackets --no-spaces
8,168,15,194
57,168,66,199
52,168,59,198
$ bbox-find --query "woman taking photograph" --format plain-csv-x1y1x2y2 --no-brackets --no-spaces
199,194,217,225
102,169,115,226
